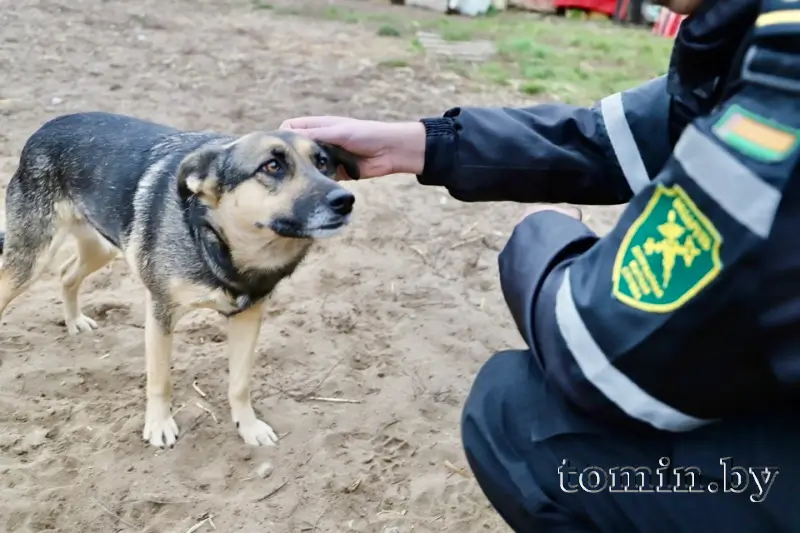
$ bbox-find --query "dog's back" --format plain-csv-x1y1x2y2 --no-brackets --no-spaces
14,112,229,248
1,112,356,327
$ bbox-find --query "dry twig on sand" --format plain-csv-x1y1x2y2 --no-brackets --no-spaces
192,380,208,398
91,498,142,530
444,460,472,478
305,396,363,404
184,513,216,533
194,402,218,422
253,479,290,502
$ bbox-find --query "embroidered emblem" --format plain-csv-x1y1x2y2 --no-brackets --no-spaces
612,184,723,313
713,105,799,163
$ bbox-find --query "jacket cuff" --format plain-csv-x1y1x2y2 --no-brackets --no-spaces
416,116,457,187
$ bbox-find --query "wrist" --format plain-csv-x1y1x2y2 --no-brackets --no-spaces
388,121,426,175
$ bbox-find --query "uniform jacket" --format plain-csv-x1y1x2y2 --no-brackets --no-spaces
417,0,800,432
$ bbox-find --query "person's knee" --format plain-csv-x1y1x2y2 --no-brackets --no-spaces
466,349,532,401
461,349,538,454
461,350,605,532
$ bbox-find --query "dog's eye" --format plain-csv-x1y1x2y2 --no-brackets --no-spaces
316,155,329,171
261,159,281,174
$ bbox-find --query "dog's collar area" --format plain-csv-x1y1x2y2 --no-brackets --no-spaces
184,198,256,299
197,222,246,291
183,199,299,315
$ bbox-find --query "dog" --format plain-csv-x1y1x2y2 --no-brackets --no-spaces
0,111,360,449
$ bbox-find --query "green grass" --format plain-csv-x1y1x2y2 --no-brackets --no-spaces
263,4,674,105
378,58,411,68
377,23,403,37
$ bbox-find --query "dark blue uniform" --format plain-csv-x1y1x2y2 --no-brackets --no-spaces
417,0,800,531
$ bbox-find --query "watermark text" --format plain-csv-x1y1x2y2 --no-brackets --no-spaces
558,457,778,503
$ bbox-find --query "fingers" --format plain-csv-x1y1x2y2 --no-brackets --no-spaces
289,124,352,148
279,115,354,131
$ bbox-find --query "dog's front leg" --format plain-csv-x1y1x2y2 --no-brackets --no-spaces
227,302,278,446
142,291,179,448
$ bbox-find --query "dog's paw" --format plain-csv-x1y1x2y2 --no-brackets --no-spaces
143,403,179,448
237,418,278,446
66,314,98,335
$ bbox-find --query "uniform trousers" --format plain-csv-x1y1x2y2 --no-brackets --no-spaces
461,349,800,532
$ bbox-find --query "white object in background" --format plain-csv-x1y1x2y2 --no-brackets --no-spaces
642,1,661,23
450,0,493,16
407,0,502,16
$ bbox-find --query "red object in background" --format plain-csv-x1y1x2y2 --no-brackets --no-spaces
552,0,618,16
652,7,686,37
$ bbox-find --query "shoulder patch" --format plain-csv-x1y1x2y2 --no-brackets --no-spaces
612,184,722,313
712,105,799,163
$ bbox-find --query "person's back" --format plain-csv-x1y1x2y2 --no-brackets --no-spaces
753,118,800,404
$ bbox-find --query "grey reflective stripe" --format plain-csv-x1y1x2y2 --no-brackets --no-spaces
674,125,782,239
600,92,651,194
555,267,713,432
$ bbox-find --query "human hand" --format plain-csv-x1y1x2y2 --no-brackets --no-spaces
279,116,426,180
518,203,582,224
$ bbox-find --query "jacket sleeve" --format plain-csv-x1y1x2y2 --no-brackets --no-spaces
417,76,676,205
497,83,795,431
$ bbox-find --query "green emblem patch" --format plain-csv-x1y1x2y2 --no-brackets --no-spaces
712,105,799,163
612,184,723,313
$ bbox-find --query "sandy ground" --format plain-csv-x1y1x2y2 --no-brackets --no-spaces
0,0,624,531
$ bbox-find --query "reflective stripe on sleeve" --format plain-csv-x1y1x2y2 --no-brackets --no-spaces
600,92,651,194
554,266,714,432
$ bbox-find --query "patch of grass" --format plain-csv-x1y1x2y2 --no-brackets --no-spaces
272,4,673,104
325,6,362,24
479,62,511,86
437,19,475,41
377,24,403,37
440,26,474,41
378,58,411,68
251,0,273,9
445,15,670,104
520,80,548,95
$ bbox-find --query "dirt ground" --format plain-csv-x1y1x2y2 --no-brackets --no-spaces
0,0,624,531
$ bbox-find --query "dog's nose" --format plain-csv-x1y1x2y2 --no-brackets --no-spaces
325,189,355,216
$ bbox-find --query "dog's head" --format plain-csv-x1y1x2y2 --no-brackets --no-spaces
178,130,360,239
176,130,360,271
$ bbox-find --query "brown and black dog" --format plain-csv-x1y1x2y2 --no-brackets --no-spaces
0,112,359,449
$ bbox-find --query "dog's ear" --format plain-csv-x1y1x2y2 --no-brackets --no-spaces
177,147,223,204
318,142,361,180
